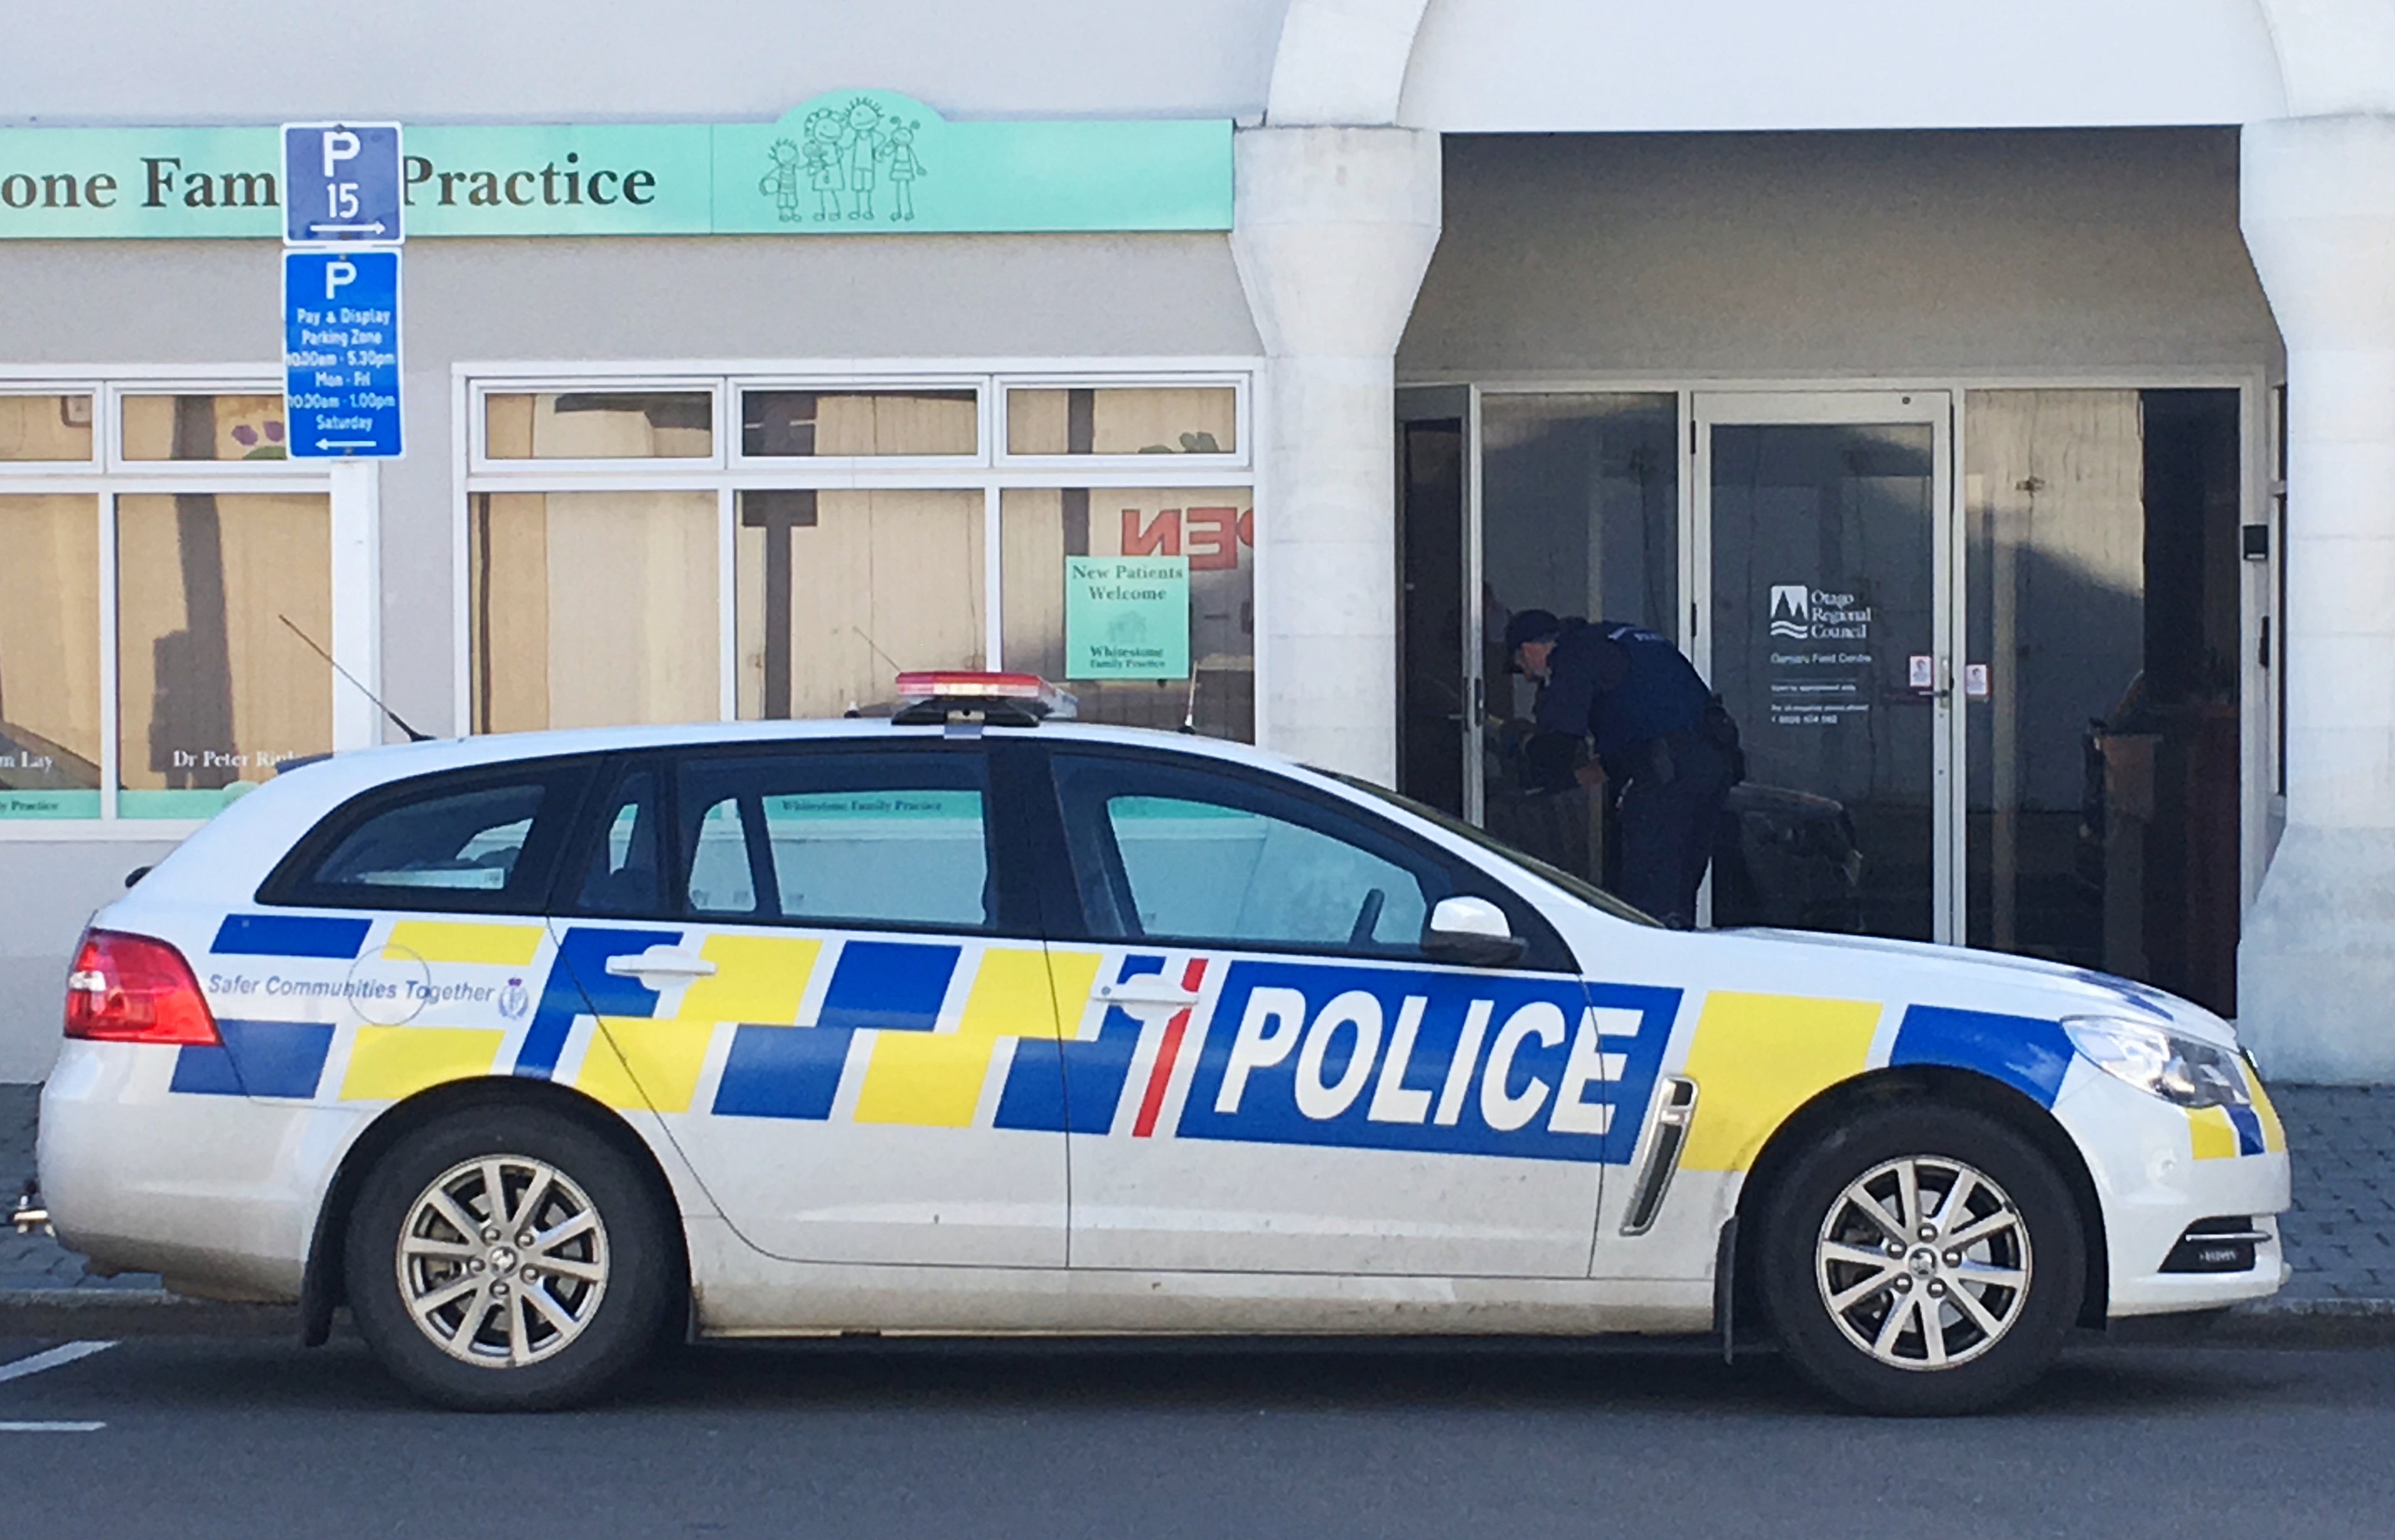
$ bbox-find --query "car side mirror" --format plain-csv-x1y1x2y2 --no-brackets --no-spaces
1422,894,1526,967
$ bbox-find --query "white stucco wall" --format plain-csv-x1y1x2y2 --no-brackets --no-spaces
0,0,1291,126
1397,0,2288,131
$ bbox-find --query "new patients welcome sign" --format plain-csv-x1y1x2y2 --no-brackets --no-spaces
0,90,1231,237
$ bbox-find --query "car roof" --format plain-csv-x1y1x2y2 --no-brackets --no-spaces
302,715,1304,780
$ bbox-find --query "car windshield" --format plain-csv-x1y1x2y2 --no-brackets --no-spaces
1321,771,1662,929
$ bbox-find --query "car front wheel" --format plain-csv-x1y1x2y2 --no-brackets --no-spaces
346,1103,675,1411
1757,1104,2086,1415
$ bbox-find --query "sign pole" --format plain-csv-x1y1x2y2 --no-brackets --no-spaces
283,120,405,747
328,458,383,749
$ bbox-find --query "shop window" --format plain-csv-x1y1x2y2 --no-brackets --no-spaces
999,487,1254,740
466,371,1255,748
483,392,713,460
1472,393,1679,886
735,488,983,719
1963,388,2243,1015
469,491,719,732
739,390,977,458
0,394,95,462
115,493,332,818
1005,387,1235,457
121,395,290,461
0,496,102,817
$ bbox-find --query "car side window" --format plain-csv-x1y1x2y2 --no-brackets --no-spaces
1047,751,1444,957
569,768,664,917
676,748,995,932
262,760,596,913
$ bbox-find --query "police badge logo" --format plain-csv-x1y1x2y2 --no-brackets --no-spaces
499,977,533,1021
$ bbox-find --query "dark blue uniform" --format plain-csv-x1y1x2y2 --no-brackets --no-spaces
1524,619,1737,928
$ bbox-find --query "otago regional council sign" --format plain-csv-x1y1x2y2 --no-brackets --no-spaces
0,90,1231,238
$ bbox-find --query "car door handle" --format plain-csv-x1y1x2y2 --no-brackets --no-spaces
1096,980,1201,1008
605,947,718,981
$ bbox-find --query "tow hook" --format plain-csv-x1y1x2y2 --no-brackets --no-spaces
12,1177,50,1236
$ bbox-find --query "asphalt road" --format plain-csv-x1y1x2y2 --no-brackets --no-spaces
0,1334,2388,1539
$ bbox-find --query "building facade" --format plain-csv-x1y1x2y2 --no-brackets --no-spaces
1,0,2389,1082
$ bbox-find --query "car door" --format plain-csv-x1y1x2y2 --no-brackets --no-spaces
549,737,1071,1268
1031,743,1659,1279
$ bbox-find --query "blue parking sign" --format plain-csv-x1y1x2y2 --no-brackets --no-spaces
282,122,404,245
284,249,403,459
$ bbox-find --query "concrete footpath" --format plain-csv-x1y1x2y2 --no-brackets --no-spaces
3,1083,2390,1334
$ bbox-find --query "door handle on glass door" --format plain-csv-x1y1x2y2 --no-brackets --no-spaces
605,947,719,980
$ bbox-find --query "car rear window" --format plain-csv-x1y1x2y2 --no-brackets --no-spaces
260,759,596,912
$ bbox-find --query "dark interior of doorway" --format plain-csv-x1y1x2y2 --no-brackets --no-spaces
1964,388,2243,1015
1399,419,1467,816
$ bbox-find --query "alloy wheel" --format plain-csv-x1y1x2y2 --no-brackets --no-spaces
1813,1153,2032,1371
395,1154,611,1369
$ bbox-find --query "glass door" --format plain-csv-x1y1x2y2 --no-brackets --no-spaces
1694,392,1958,942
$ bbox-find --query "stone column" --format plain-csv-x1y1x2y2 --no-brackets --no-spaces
1231,126,1441,783
2237,112,2395,1081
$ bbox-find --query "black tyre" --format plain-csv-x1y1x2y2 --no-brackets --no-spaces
1756,1104,2085,1416
345,1103,675,1411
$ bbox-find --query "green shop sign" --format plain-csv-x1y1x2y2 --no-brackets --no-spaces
0,90,1230,238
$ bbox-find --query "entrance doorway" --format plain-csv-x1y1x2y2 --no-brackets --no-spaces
1396,385,2254,1015
1694,392,1954,941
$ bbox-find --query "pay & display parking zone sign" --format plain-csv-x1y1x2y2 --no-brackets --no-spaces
281,122,403,459
283,249,402,457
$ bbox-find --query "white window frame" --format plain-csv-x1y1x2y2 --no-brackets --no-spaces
454,358,1264,739
0,367,351,839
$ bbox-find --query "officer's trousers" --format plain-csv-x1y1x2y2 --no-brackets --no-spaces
1615,736,1736,928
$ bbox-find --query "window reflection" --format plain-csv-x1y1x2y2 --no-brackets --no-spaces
1964,388,2242,1015
741,390,976,457
116,493,331,817
484,393,712,459
122,395,289,461
735,489,983,718
1474,393,1678,891
0,495,100,815
0,395,95,462
1006,387,1235,456
469,491,719,731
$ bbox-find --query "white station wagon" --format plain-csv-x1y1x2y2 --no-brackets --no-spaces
40,674,2288,1413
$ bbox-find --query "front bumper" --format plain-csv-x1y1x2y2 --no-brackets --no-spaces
2051,1061,2292,1318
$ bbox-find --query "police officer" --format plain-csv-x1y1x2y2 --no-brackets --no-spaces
1505,609,1740,928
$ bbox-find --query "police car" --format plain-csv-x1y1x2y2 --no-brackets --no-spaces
38,673,2288,1414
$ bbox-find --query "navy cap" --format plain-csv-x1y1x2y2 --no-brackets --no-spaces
1503,609,1563,663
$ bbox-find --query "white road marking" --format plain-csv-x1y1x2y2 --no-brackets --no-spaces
0,1340,117,1384
0,1421,104,1433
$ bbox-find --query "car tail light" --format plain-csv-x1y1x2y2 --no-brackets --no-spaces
63,929,220,1046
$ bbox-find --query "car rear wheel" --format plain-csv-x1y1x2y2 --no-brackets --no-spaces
1757,1104,2084,1415
346,1104,674,1411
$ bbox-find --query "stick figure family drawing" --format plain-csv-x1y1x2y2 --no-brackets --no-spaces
761,98,926,223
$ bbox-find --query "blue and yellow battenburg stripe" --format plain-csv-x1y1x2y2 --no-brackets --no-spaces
170,913,2286,1168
